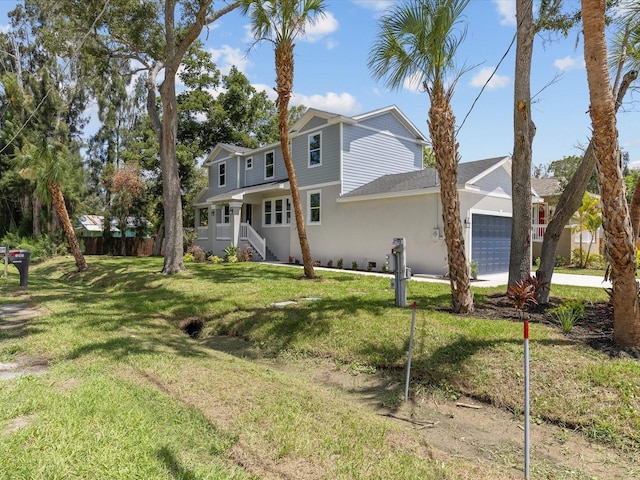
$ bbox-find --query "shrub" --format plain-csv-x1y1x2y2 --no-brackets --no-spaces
187,244,206,263
326,259,333,268
469,260,478,280
506,274,548,318
227,255,238,263
337,258,343,269
0,233,61,263
289,256,295,264
208,255,224,264
313,260,321,267
222,244,238,261
555,256,569,267
237,245,253,262
550,301,584,333
586,253,605,269
351,261,358,270
183,252,195,263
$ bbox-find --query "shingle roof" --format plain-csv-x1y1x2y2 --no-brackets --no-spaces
531,177,561,196
341,156,509,198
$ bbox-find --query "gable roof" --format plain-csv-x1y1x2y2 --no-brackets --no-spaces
204,143,253,165
289,105,427,144
340,156,511,200
531,177,561,197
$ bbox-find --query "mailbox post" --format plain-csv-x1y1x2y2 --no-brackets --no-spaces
391,238,411,307
8,249,31,287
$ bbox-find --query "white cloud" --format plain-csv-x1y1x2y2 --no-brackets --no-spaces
350,0,394,12
554,56,585,71
302,12,338,42
293,91,361,115
491,0,516,26
403,72,424,93
208,45,251,75
252,84,361,115
470,67,510,90
0,24,10,34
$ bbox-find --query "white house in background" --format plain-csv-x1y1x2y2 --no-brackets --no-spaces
530,177,602,262
193,105,519,276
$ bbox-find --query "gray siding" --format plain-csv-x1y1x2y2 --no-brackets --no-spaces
297,116,329,133
358,112,419,139
209,157,239,195
291,124,341,188
342,124,422,194
471,165,512,196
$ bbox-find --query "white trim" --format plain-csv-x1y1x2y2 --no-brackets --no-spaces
307,190,322,225
466,156,511,185
263,195,292,227
299,180,340,192
218,162,226,188
264,150,275,180
308,132,322,168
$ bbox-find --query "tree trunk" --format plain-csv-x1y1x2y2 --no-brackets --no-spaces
629,175,640,239
582,0,640,347
509,0,535,288
153,221,165,256
49,182,87,271
32,192,41,238
275,41,315,279
158,70,185,274
536,69,638,303
429,86,473,313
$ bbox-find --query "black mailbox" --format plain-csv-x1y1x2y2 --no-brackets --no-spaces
8,249,31,287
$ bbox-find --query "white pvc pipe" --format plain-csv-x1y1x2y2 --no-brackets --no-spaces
524,320,530,479
405,302,417,402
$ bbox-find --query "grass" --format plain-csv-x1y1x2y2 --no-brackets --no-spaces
0,257,638,478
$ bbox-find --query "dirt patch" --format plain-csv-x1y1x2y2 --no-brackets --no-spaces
453,294,640,359
201,334,640,479
1,304,49,380
1,414,37,435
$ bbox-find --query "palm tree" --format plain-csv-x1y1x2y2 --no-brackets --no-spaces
17,136,88,271
241,0,325,279
369,0,473,313
571,192,600,268
582,0,640,346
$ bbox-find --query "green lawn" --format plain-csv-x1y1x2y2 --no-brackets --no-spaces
0,257,637,479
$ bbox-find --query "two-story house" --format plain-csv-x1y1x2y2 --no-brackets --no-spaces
193,105,516,276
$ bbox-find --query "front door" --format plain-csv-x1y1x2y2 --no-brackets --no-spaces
244,204,253,225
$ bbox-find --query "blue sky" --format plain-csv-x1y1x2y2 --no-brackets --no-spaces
1,0,639,168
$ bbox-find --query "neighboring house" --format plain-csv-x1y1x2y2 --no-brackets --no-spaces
75,215,152,238
530,178,602,262
194,105,517,276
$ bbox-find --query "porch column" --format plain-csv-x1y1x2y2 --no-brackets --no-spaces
229,201,243,247
195,208,201,229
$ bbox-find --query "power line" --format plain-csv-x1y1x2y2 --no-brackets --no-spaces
0,0,111,156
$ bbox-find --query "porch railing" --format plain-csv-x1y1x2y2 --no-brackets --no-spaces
216,223,230,240
197,226,208,240
532,224,546,242
240,223,266,260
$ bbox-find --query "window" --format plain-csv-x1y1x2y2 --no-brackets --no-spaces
308,132,321,167
218,162,226,187
246,157,253,170
221,205,230,224
308,191,321,224
263,196,292,226
265,151,274,179
199,208,208,227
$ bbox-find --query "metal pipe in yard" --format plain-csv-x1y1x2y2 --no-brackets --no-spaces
524,320,530,479
404,302,417,402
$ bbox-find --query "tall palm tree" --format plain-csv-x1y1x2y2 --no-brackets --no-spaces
17,136,88,271
369,0,473,313
582,0,640,347
241,0,325,279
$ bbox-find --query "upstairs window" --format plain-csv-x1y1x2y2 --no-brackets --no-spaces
308,132,321,167
265,151,274,179
218,162,226,187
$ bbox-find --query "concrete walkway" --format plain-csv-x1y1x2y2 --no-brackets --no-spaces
275,263,611,289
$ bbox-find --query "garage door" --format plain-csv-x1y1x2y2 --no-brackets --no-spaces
471,214,511,274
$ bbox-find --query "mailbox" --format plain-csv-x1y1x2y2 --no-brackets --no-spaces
8,249,31,287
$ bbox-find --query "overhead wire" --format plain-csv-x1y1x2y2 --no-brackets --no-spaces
0,0,111,156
